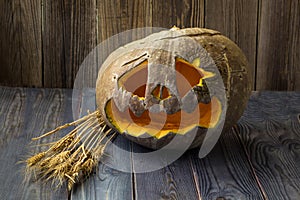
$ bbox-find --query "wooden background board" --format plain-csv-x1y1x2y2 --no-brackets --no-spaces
0,0,42,87
0,0,299,90
256,1,300,91
42,0,98,88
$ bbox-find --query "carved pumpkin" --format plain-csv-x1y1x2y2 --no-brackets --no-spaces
96,27,252,149
25,27,252,190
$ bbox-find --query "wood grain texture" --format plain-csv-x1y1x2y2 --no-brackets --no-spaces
0,1,299,90
0,0,42,87
96,0,153,72
152,0,205,28
256,1,300,90
43,0,97,88
132,143,200,200
97,0,152,42
42,0,68,88
237,92,300,199
205,0,258,90
0,87,72,200
189,129,264,200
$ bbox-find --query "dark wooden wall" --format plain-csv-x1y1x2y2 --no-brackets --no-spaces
0,0,299,90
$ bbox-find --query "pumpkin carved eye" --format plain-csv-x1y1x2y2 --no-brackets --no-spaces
104,57,222,139
118,61,148,98
174,57,214,97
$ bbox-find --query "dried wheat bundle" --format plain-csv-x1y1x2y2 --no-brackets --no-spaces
25,110,115,191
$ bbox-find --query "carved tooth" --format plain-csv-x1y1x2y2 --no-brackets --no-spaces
163,95,181,114
192,86,211,104
113,87,132,112
181,90,198,113
129,95,145,117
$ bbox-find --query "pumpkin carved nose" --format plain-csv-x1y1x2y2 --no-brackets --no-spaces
143,49,182,114
151,85,181,114
151,85,170,100
144,84,181,114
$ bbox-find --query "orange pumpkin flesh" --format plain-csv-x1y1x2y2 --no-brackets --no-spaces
105,58,222,139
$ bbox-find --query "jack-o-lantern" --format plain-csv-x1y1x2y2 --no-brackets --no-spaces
96,27,252,149
25,27,252,191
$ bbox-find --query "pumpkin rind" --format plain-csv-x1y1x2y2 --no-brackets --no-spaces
96,28,252,149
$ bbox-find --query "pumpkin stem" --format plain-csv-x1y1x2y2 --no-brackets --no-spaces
25,110,115,191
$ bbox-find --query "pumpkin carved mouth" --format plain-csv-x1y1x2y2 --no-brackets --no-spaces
105,58,222,139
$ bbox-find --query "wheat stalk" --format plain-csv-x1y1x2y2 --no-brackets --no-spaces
25,110,115,191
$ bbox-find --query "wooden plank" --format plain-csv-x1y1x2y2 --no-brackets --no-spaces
0,0,42,87
43,0,97,88
132,143,200,200
96,0,153,71
42,0,68,88
0,87,71,199
237,92,300,199
69,1,98,88
205,0,258,89
189,129,264,200
97,0,152,42
0,1,20,86
152,0,205,28
71,89,133,200
256,1,300,90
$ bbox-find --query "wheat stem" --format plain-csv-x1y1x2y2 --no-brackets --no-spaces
32,111,99,140
25,110,116,191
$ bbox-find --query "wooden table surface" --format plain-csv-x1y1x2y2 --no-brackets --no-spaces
0,87,299,200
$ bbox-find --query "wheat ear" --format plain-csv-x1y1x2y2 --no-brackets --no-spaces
25,110,116,191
